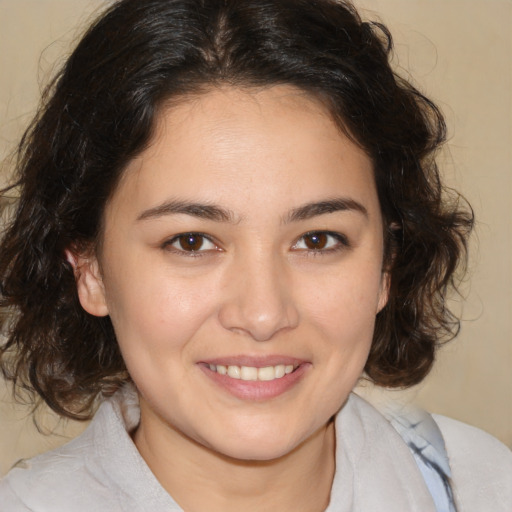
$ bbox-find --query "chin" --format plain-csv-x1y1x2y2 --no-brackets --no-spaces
198,420,315,463
214,437,301,463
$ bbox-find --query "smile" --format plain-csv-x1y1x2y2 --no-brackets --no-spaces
199,358,309,400
208,364,296,381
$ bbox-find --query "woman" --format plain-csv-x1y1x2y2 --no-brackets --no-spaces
0,0,510,510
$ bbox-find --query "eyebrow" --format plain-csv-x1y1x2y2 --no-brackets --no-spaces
284,198,368,223
136,197,367,224
137,200,236,223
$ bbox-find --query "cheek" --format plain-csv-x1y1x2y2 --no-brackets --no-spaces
302,262,383,376
306,265,383,330
103,265,221,358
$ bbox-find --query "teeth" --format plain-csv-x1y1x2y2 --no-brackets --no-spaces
275,365,285,378
209,363,297,381
258,366,275,381
240,366,258,381
227,366,241,379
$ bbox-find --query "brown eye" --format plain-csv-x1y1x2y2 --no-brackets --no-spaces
177,234,205,251
303,233,328,250
292,231,348,252
167,233,217,253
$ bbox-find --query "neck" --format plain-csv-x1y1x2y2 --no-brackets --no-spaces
133,405,336,512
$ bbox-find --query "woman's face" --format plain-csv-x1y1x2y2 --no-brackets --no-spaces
77,85,388,461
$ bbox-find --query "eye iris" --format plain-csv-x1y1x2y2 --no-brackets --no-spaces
179,234,203,251
305,233,328,250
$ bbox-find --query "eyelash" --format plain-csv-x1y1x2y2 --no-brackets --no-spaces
161,230,350,257
292,231,350,254
162,232,219,257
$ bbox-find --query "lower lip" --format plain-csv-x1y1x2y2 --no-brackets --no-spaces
199,364,310,401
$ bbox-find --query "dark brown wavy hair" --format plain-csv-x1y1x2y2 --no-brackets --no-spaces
0,0,473,420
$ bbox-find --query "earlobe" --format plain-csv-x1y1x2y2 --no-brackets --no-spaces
65,249,109,317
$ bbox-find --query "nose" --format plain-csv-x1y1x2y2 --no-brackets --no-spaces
218,254,299,341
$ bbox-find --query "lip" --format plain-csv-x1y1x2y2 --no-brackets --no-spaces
200,355,306,368
198,356,311,401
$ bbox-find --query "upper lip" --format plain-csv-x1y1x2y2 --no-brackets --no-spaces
199,355,307,367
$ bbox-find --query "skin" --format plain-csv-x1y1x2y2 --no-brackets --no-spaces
74,85,389,512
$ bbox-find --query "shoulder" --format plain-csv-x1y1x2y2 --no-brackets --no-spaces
0,425,115,512
0,396,125,512
0,476,30,512
434,414,512,512
0,386,175,512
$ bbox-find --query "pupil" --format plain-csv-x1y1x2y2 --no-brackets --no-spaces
180,234,202,251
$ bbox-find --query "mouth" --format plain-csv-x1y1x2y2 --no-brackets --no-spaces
207,363,297,382
198,358,309,400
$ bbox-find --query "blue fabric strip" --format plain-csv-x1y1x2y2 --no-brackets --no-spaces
386,406,457,512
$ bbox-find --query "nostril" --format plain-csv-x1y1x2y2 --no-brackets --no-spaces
218,300,299,341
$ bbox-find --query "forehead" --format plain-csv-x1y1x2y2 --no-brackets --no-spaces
108,85,378,222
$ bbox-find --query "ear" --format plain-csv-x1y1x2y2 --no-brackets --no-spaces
65,248,109,317
377,222,399,313
377,269,391,314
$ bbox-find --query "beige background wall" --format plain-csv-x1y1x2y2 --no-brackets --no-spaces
0,0,511,475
